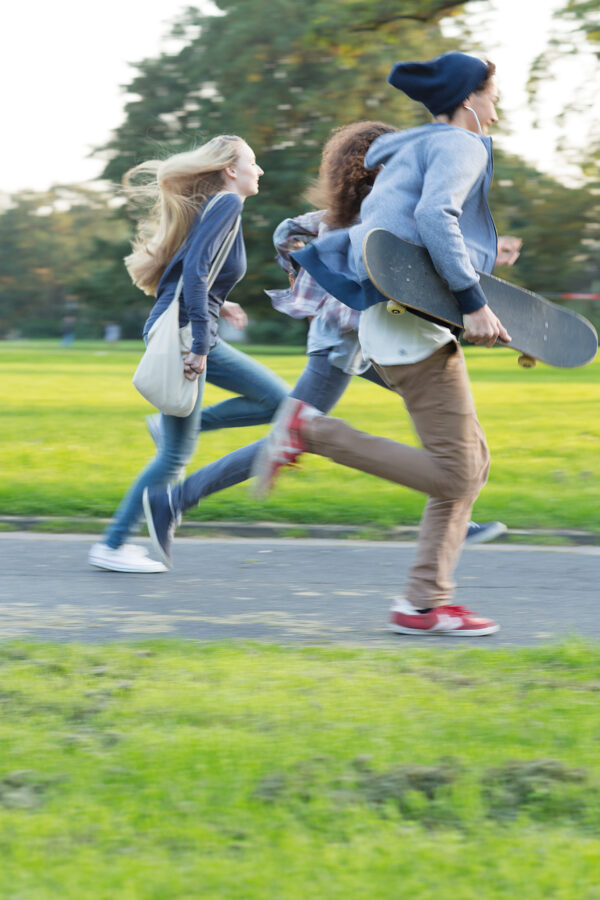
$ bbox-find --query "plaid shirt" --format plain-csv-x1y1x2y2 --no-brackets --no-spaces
265,210,360,333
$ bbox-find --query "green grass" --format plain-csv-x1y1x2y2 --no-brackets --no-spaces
1,640,599,898
2,340,599,529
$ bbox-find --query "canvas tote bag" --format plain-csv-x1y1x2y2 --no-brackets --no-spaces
132,192,241,416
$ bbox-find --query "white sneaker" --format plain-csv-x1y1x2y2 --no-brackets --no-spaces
88,542,168,573
122,543,150,557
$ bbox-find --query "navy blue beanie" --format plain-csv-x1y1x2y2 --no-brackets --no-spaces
387,52,488,116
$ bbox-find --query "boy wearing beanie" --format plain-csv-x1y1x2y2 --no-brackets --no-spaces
257,53,509,636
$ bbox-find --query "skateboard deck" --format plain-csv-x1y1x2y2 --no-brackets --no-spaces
363,229,598,368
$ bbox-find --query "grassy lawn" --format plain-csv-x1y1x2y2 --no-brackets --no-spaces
1,640,599,898
1,339,599,530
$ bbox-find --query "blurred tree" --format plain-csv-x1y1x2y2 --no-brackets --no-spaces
2,0,598,340
528,0,600,175
0,186,142,338
523,0,600,319
98,0,470,315
71,229,152,339
490,152,599,296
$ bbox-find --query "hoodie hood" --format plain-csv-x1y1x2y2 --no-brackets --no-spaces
365,123,491,170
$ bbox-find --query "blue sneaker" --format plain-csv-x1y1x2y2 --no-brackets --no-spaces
465,521,507,545
142,485,181,569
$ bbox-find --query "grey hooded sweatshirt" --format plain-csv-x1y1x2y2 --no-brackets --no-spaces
293,123,497,315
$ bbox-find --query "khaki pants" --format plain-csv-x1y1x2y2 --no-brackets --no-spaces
303,342,490,606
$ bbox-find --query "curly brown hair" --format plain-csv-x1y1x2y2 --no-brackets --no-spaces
305,121,397,229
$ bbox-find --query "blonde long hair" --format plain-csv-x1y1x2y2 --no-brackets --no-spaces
124,135,243,295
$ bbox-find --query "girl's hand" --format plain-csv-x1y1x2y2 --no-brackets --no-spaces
183,352,207,380
220,301,248,330
496,235,522,267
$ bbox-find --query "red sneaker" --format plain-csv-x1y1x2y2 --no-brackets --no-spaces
389,598,499,636
251,397,319,498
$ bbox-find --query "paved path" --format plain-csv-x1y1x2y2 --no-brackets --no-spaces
1,533,598,647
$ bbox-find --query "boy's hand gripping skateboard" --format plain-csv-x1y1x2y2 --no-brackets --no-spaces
363,229,597,368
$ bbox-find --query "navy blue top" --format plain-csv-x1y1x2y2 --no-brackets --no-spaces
143,192,245,355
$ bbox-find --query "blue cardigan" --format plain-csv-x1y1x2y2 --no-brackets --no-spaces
144,192,245,355
294,123,497,315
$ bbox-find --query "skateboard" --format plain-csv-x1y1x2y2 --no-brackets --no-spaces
363,229,598,368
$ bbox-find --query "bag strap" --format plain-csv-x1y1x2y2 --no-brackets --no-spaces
207,212,241,289
202,190,228,219
172,273,184,304
203,191,241,289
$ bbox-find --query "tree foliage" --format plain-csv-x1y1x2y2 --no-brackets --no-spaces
102,0,468,182
528,0,600,176
99,0,468,314
0,187,142,338
490,152,599,296
1,0,599,339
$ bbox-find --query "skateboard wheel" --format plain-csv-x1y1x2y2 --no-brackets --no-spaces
518,354,537,368
387,300,406,316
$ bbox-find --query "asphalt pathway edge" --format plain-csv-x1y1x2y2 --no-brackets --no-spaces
1,533,599,646
1,516,599,545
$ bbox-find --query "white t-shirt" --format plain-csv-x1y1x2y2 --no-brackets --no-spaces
358,302,454,366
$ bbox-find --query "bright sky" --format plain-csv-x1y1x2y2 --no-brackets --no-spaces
454,0,596,180
1,0,591,196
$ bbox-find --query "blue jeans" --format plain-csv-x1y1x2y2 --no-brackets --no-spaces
172,350,388,512
201,338,290,430
104,338,289,548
